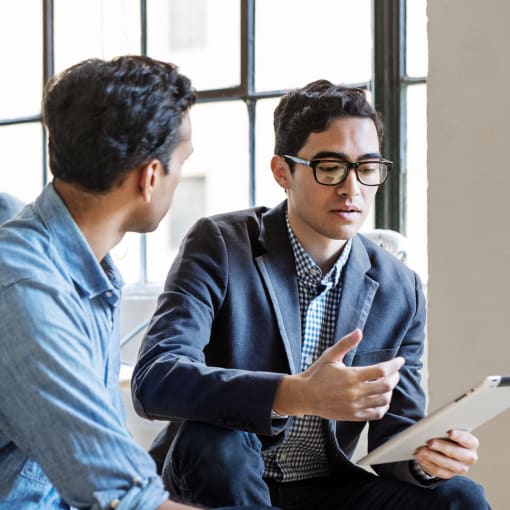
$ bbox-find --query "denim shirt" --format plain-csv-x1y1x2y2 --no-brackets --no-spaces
0,184,168,509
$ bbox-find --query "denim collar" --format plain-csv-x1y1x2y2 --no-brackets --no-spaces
35,183,124,300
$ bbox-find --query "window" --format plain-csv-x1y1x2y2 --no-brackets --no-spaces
0,0,428,284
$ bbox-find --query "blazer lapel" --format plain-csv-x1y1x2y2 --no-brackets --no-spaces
255,202,302,374
335,236,379,367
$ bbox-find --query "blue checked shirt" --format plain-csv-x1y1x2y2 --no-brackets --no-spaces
262,217,352,482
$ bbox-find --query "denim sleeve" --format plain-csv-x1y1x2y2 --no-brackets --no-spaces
0,279,168,509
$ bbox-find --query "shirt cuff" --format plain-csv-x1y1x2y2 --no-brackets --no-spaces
410,460,439,483
92,476,168,510
271,408,289,419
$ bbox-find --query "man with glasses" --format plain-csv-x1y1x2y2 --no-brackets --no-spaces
132,80,489,509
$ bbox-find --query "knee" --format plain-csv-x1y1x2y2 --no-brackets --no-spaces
432,476,490,510
167,421,264,479
162,422,268,504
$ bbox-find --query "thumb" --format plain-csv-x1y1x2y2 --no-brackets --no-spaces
322,328,363,364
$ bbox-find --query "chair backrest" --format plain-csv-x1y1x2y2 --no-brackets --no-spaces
363,228,408,265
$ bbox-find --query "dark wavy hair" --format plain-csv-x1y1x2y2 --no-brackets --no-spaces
43,55,196,192
273,80,383,158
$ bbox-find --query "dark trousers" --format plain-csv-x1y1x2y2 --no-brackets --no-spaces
162,422,491,510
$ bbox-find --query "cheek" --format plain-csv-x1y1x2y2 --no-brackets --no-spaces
362,188,378,207
165,173,179,195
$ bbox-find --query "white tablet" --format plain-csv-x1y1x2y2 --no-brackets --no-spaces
357,375,510,466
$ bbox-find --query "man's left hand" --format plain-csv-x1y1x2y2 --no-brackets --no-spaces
413,429,479,479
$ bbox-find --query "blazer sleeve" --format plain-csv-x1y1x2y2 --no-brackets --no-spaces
131,217,285,436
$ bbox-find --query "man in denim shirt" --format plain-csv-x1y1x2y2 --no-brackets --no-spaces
0,56,269,510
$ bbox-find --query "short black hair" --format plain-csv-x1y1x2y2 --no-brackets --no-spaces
273,79,383,157
43,55,196,192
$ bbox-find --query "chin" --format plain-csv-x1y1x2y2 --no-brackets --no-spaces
143,222,159,234
327,227,358,241
130,219,158,234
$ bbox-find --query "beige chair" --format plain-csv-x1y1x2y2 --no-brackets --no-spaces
363,228,408,264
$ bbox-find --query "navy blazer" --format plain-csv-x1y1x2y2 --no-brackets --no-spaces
132,201,428,485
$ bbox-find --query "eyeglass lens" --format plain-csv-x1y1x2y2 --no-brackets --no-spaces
314,160,388,186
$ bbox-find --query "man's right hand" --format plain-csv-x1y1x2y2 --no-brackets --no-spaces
272,328,405,421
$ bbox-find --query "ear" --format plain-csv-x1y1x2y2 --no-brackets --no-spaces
271,155,291,190
139,159,162,203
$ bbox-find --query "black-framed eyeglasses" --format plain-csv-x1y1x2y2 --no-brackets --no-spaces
283,154,393,187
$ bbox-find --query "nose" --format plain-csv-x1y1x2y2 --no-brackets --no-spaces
336,168,361,197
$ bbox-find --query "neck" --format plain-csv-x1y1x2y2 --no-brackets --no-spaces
53,180,126,261
305,241,346,274
288,219,346,274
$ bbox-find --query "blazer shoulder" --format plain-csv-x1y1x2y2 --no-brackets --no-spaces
356,233,420,286
193,202,286,246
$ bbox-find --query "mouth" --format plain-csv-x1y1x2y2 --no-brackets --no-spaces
331,205,361,214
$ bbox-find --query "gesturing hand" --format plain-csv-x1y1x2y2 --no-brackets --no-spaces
273,329,405,421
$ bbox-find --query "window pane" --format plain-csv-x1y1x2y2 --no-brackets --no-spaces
147,0,240,91
255,0,372,91
0,124,43,203
111,233,142,285
146,101,249,282
255,98,285,208
54,0,140,73
406,0,428,77
0,2,43,118
405,84,427,282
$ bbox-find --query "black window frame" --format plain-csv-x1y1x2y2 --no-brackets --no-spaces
0,0,426,282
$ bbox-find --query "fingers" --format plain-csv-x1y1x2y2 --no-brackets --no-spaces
415,447,475,479
357,356,406,383
447,429,480,450
351,399,392,421
414,431,479,479
346,357,404,405
322,329,363,364
347,371,401,421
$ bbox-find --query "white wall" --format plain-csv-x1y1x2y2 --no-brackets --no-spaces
427,2,510,507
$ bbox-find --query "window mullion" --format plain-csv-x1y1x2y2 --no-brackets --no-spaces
373,0,406,232
242,0,256,206
42,0,55,191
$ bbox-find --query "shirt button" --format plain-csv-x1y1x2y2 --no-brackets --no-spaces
279,452,287,461
306,355,313,365
110,499,120,509
105,291,113,298
310,267,320,277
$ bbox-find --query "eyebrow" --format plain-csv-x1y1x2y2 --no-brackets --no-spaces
312,150,382,161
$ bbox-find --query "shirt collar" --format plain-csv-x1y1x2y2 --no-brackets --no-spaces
286,213,352,288
34,183,124,300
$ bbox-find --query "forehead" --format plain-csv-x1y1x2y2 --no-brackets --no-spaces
302,116,380,155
